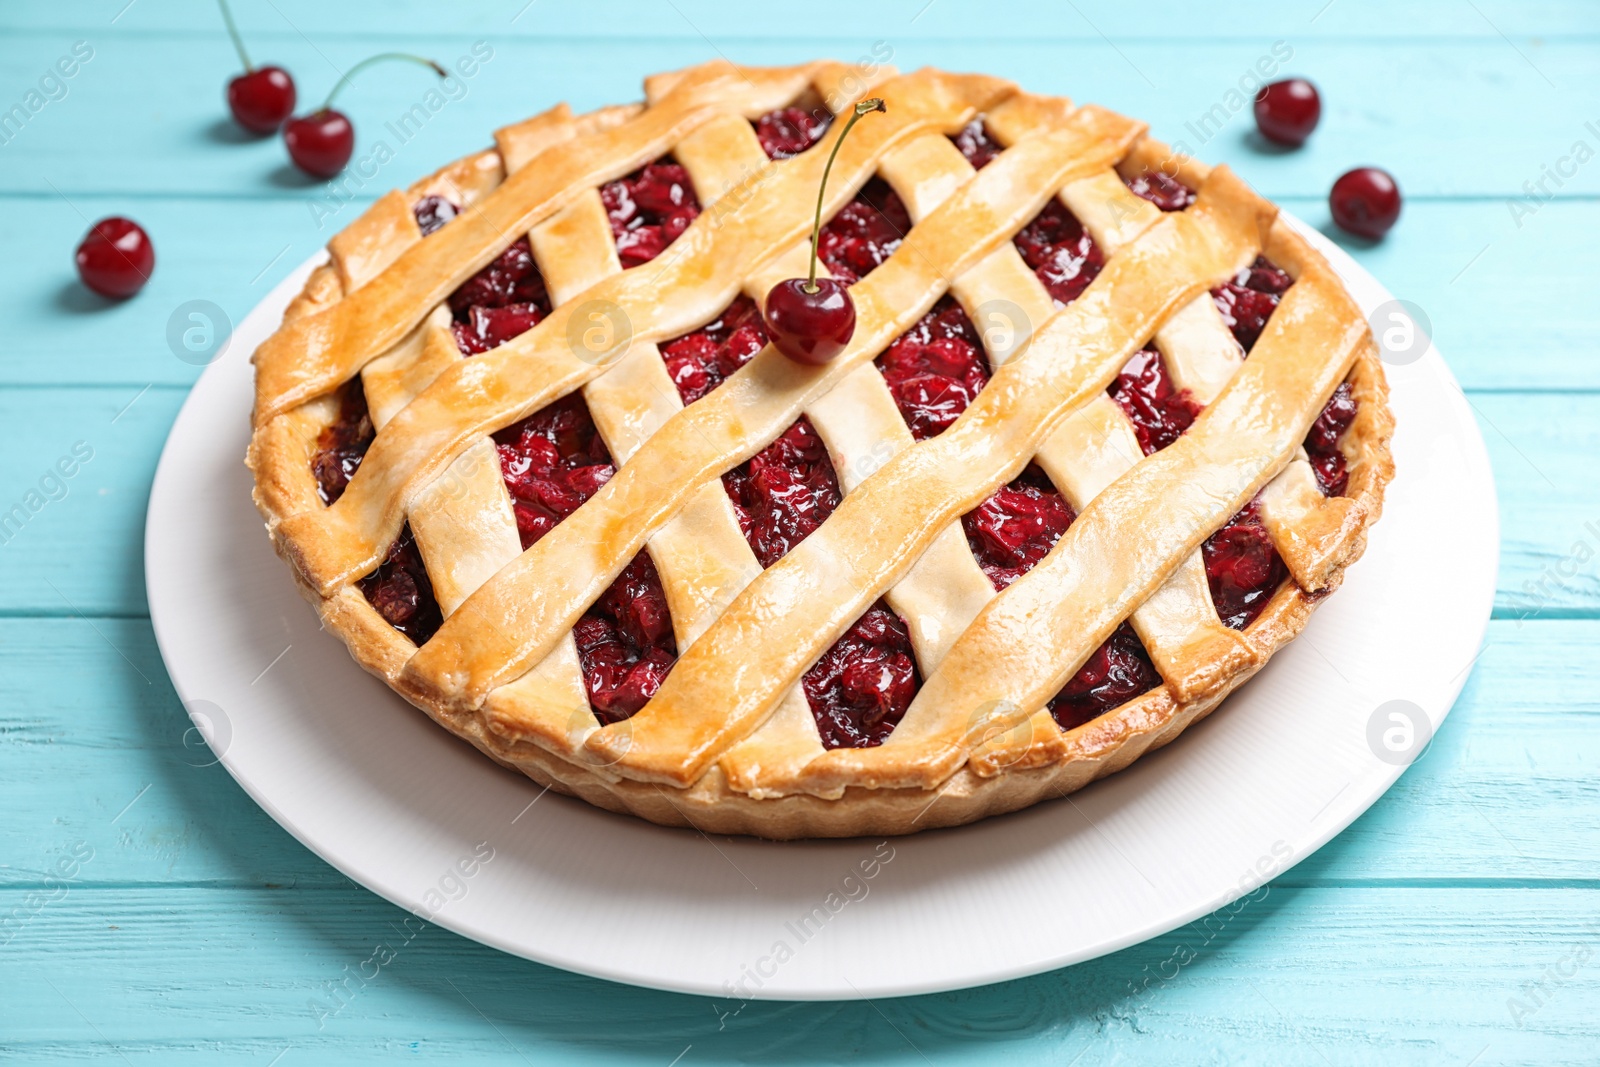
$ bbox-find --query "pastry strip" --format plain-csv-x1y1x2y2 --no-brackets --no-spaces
587,171,1274,786
400,108,1146,712
272,70,1018,593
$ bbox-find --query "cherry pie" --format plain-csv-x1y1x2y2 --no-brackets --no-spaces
248,61,1393,838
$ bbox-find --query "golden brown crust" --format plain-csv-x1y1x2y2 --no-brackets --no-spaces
246,62,1394,839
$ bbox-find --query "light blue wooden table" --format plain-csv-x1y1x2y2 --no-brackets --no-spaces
3,1,1597,1062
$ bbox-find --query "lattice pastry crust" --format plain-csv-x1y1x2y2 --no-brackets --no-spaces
247,61,1394,839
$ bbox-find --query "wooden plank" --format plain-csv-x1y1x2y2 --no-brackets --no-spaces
0,884,1595,1061
0,388,1591,616
6,196,1596,392
0,386,181,616
0,3,1593,1062
1280,197,1600,395
3,0,1595,39
1,618,1595,890
1,197,331,388
1,33,1597,199
1474,392,1600,618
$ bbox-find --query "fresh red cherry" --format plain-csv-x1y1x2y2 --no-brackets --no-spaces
1330,166,1402,239
764,98,886,365
765,278,857,365
284,53,444,179
217,0,295,133
1254,78,1320,147
75,217,155,299
228,66,296,133
284,109,354,178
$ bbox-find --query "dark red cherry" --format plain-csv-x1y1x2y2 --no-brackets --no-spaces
284,108,354,178
283,54,444,180
227,65,296,133
1253,78,1320,147
764,96,885,367
75,217,154,299
1330,167,1402,239
217,0,296,132
764,278,856,366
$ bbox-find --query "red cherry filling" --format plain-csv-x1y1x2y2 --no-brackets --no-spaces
1211,254,1293,353
753,106,831,160
950,118,1002,169
601,158,701,268
962,464,1075,591
717,414,918,748
412,194,459,237
876,297,991,440
311,380,374,504
1202,499,1288,630
573,551,677,723
660,296,770,405
1305,382,1358,497
357,524,443,644
446,235,552,354
492,395,681,717
806,602,921,749
493,393,615,550
1050,623,1162,730
816,177,911,286
961,466,1161,724
723,417,842,569
1107,347,1204,455
1013,201,1104,306
1123,168,1196,213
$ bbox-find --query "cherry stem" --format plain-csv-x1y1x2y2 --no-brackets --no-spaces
805,98,887,292
217,0,252,72
322,53,448,112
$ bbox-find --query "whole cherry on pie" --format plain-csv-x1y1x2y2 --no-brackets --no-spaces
75,217,155,299
764,98,886,365
284,53,445,178
218,0,295,133
1253,78,1320,147
1329,166,1402,239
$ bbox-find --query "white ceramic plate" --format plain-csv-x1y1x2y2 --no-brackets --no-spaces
146,214,1497,1000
